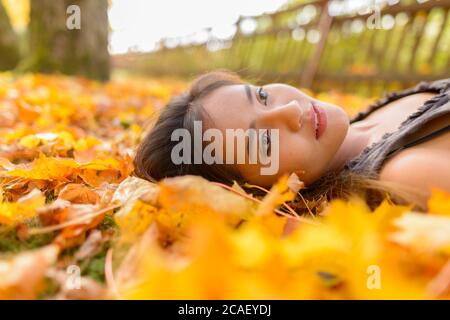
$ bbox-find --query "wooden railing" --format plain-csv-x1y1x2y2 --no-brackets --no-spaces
113,0,450,95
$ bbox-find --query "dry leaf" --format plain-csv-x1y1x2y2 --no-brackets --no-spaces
287,172,305,194
46,269,107,300
58,183,100,204
74,230,105,261
0,245,59,299
158,175,253,217
389,212,450,254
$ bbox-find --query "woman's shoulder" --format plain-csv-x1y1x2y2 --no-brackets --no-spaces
379,134,450,194
350,78,450,124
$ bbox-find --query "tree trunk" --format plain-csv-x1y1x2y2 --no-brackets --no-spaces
20,0,110,81
0,1,20,70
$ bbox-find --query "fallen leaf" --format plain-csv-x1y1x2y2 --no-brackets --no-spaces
389,212,450,254
58,183,100,204
0,245,59,299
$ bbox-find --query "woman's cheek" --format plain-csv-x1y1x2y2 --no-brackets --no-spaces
281,145,309,181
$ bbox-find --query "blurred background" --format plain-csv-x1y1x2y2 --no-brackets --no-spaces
0,0,449,96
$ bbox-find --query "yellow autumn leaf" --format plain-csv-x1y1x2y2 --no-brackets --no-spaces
427,188,450,216
158,175,254,222
389,213,450,255
0,189,45,225
4,154,78,180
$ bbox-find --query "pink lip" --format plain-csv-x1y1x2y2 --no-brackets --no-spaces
311,103,327,139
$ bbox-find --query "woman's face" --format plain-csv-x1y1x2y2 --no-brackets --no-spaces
201,83,349,187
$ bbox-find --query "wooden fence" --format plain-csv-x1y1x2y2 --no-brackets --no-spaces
113,0,450,95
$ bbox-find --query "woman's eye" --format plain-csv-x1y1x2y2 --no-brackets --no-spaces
260,130,271,157
257,87,268,106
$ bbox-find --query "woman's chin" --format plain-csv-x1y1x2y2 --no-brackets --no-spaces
321,105,348,138
332,105,350,133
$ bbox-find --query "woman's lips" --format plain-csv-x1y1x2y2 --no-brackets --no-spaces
311,103,327,139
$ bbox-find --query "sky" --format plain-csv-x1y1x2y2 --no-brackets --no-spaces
109,0,288,54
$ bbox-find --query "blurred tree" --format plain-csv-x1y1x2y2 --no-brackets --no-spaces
19,0,109,80
2,0,30,32
0,0,20,70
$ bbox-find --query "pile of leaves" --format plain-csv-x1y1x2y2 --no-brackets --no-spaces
0,73,449,300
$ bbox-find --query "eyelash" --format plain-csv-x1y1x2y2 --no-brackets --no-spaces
257,87,268,106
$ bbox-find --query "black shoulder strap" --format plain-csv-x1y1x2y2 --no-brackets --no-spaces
386,124,450,158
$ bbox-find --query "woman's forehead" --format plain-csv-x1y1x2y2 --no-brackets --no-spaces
203,84,248,109
202,84,251,130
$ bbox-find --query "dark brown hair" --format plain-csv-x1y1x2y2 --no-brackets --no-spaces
134,70,428,214
134,70,244,184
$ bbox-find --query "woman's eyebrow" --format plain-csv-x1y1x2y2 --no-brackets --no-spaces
244,84,253,105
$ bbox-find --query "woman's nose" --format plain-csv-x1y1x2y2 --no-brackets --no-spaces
260,100,304,132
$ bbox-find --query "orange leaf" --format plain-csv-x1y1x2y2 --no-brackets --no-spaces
58,183,100,204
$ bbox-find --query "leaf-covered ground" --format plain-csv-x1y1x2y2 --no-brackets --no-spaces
0,73,449,300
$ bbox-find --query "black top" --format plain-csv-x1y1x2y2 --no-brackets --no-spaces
344,78,450,176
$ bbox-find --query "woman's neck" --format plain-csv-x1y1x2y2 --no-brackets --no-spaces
327,120,378,172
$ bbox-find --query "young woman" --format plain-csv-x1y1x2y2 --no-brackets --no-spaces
134,70,450,213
